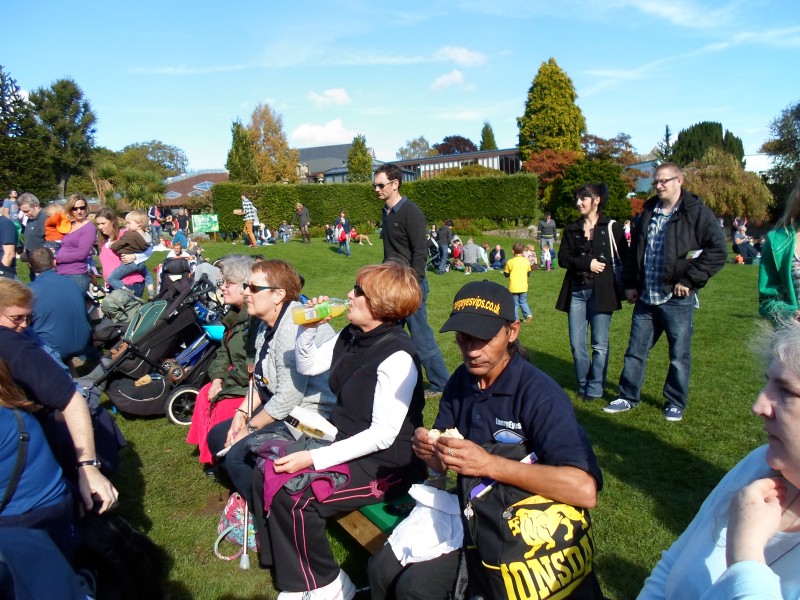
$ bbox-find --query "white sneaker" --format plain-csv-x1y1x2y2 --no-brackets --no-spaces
278,570,356,600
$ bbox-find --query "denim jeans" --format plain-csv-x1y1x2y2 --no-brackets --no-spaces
437,244,449,274
618,295,695,409
513,292,532,319
568,288,612,398
106,261,152,290
403,278,450,392
150,225,163,243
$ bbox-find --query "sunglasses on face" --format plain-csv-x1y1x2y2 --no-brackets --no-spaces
353,283,366,298
71,205,88,212
244,283,280,294
372,180,395,190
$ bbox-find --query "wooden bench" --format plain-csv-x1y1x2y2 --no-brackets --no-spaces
334,495,413,555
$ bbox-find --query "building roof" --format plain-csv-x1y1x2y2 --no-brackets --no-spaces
163,170,229,207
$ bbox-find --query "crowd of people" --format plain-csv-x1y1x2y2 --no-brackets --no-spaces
2,166,799,599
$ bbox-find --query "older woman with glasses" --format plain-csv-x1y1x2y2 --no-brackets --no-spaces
256,261,426,599
186,255,258,468
55,194,96,293
207,260,336,512
639,324,800,599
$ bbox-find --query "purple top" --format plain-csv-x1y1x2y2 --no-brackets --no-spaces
55,222,96,276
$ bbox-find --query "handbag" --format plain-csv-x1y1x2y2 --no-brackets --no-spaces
213,492,259,560
607,220,624,293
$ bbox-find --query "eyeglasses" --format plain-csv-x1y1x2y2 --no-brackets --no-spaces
3,313,33,326
244,283,280,294
353,283,367,298
216,280,237,290
372,180,395,190
71,205,88,212
652,176,679,186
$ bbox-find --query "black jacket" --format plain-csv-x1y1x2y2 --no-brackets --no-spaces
556,215,629,313
627,189,726,293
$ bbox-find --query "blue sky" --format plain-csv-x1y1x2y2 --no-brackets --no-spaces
6,0,799,170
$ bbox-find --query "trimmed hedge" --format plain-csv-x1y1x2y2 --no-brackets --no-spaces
211,174,539,234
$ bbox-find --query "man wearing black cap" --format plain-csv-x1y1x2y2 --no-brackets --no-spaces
370,280,604,599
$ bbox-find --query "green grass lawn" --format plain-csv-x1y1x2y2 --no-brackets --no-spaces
107,236,764,599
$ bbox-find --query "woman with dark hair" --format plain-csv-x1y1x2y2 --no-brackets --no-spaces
55,194,96,292
556,183,629,401
760,179,800,325
260,261,426,599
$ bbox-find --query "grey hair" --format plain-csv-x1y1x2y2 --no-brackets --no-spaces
16,193,40,208
764,323,800,372
219,254,254,284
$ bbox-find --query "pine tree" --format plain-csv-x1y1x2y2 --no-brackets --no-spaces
347,134,373,182
226,120,258,184
655,125,674,163
479,121,498,151
517,58,586,161
0,65,56,198
671,121,744,167
246,104,299,184
29,77,97,197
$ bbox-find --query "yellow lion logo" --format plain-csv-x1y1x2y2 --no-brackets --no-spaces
507,501,588,559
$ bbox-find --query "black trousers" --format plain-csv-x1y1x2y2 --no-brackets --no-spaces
251,458,406,594
368,544,460,600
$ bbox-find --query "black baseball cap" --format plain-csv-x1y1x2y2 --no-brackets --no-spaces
440,280,517,340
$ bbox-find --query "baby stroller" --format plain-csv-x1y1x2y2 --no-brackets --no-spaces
426,234,448,273
95,275,225,424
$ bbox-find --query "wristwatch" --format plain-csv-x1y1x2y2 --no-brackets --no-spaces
77,458,102,469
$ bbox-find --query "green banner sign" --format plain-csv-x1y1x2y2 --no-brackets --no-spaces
191,214,219,233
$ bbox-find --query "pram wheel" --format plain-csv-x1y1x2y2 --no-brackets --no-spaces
167,364,186,383
166,386,198,425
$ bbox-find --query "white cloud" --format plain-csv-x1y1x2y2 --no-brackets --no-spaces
290,119,356,146
308,88,351,108
431,70,465,91
433,46,487,67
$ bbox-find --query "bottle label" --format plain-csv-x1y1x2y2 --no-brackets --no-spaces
315,303,332,318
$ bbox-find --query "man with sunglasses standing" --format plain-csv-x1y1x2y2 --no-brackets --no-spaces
603,162,726,422
374,163,450,396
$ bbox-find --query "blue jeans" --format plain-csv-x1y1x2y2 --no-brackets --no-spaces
437,245,449,274
150,225,162,243
513,292,532,319
61,272,89,294
618,295,695,410
338,238,351,256
403,278,450,392
568,288,612,398
107,261,153,290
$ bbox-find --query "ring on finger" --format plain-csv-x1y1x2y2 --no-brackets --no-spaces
448,448,454,457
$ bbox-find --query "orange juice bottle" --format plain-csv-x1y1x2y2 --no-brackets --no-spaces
292,299,349,325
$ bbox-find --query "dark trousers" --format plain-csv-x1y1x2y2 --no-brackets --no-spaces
207,412,263,509
368,545,460,600
251,459,405,594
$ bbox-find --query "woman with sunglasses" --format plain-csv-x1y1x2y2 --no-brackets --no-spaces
186,255,258,468
207,260,336,513
255,261,426,599
55,194,96,293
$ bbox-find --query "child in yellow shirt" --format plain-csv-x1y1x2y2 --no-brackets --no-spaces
504,242,532,323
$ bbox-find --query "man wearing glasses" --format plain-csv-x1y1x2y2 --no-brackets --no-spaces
374,163,450,396
603,162,726,422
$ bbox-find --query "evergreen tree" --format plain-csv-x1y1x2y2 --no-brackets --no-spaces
655,125,674,163
554,159,630,224
671,121,744,167
517,57,586,161
346,134,373,182
0,65,56,198
246,104,299,183
226,120,258,184
479,121,498,151
29,78,97,197
434,135,477,155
